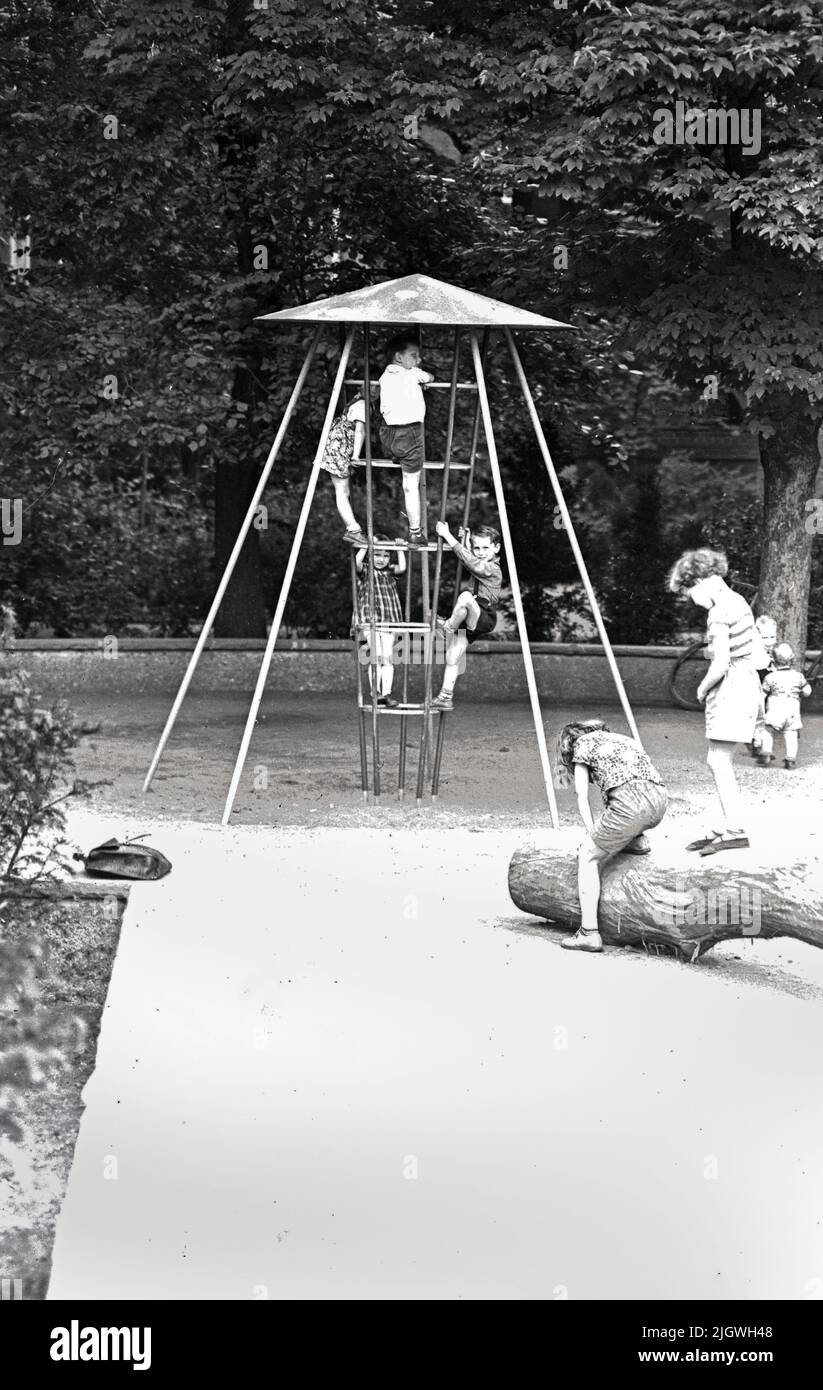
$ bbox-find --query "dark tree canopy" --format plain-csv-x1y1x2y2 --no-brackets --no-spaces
2,1,821,646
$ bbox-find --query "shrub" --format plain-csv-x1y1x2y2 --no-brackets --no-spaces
0,605,90,883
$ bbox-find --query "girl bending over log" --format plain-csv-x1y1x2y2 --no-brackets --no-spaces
555,721,669,953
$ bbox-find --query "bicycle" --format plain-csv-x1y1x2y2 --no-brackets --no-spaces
668,581,823,710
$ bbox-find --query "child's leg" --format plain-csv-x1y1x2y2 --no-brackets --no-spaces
444,591,481,633
784,730,799,760
706,740,745,832
402,469,422,532
332,475,361,532
377,632,395,696
364,641,376,696
759,727,774,756
577,837,607,935
438,631,468,696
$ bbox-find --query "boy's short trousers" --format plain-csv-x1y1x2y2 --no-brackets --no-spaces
466,603,497,644
380,422,424,473
589,779,668,860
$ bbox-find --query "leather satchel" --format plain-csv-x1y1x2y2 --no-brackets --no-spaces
83,836,172,881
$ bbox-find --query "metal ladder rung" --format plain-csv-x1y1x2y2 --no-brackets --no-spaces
354,620,433,632
370,540,440,553
360,703,446,715
345,379,478,392
354,458,473,470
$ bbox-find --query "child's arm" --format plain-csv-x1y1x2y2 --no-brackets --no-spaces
696,624,730,702
351,421,365,460
434,521,496,576
417,368,435,386
393,548,407,576
800,678,812,698
573,763,596,834
355,548,367,573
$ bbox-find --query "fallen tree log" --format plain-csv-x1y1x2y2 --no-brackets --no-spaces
508,840,823,959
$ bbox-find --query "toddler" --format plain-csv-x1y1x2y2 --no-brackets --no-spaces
352,535,406,707
756,642,811,769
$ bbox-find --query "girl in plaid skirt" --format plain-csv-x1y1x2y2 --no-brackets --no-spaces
352,536,405,706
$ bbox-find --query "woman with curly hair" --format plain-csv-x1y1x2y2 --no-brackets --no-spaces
667,547,760,855
555,720,668,953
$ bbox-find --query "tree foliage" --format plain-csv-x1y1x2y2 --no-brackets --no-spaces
2,1,821,647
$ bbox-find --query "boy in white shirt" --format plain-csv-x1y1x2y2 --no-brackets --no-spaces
378,334,434,547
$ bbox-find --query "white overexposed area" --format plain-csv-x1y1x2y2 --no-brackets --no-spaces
48,812,823,1301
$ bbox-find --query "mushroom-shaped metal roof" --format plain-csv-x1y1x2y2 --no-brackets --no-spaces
255,274,572,330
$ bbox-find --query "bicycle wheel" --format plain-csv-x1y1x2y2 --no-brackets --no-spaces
669,641,710,711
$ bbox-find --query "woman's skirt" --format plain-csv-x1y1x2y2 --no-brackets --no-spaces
704,660,762,743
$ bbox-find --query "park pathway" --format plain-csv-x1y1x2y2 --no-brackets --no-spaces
48,815,823,1300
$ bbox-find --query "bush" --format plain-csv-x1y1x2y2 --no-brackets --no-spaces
0,606,89,882
1,477,212,637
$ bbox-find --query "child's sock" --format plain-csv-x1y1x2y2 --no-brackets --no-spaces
441,668,458,696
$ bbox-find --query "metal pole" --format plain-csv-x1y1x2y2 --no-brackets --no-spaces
221,328,355,825
418,329,460,800
363,324,381,798
351,547,369,800
398,548,413,799
454,328,489,602
470,333,559,827
504,328,642,746
143,327,324,792
431,710,447,799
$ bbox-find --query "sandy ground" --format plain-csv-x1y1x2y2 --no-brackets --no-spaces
67,691,823,831
42,695,823,1299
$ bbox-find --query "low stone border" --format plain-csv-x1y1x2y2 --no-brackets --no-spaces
15,640,823,708
0,877,130,1298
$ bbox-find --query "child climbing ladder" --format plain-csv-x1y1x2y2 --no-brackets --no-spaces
431,520,503,710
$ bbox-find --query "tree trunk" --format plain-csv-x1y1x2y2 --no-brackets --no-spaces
212,2,270,639
758,412,822,656
213,455,266,638
508,841,823,960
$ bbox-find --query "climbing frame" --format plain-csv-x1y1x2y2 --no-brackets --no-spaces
142,274,643,827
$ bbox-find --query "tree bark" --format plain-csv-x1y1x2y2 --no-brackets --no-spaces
758,412,822,656
213,455,266,638
508,842,823,960
212,0,270,638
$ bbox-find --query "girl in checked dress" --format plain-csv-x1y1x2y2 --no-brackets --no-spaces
352,536,406,707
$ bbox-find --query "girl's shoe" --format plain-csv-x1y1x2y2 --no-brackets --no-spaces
408,529,428,548
756,753,775,766
430,691,453,710
699,833,750,856
343,527,368,545
378,695,398,708
783,758,796,769
561,929,603,953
